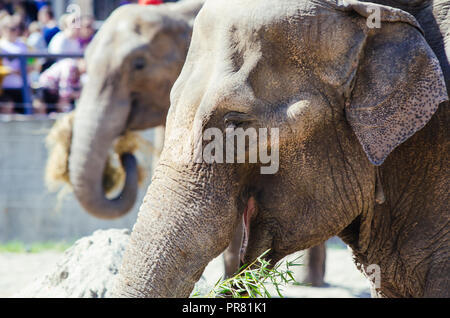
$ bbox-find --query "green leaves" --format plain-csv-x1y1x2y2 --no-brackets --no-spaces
196,250,303,298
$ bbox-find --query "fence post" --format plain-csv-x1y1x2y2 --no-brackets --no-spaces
19,56,32,115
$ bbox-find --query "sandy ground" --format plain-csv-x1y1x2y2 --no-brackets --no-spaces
0,252,62,298
0,247,370,298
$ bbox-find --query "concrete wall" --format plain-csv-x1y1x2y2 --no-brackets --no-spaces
0,118,155,243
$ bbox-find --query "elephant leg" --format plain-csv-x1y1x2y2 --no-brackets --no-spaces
302,243,327,287
223,221,244,278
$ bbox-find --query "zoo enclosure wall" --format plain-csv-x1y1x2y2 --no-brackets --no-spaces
0,117,156,243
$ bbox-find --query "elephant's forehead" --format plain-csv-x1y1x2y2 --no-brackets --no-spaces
168,0,362,131
183,0,361,104
94,5,165,47
196,0,356,63
86,11,162,67
198,0,338,34
110,4,165,28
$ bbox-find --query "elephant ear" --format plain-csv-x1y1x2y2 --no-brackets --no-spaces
342,2,448,165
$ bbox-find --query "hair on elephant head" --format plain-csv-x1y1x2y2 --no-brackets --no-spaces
115,0,448,298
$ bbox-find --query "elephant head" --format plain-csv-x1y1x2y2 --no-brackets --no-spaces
115,0,448,297
69,1,204,219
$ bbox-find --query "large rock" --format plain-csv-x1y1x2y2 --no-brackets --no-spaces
17,229,131,298
16,228,223,298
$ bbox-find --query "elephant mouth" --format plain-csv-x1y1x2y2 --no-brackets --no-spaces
240,196,258,263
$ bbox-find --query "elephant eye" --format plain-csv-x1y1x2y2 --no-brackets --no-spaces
133,57,146,70
224,112,255,129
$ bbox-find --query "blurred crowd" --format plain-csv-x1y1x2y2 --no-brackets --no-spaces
0,0,179,116
0,2,95,115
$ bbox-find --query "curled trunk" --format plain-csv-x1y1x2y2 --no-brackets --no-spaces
69,87,139,219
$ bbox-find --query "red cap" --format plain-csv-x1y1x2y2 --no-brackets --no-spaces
139,0,163,5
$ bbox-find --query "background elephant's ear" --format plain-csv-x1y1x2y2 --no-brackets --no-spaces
346,20,448,166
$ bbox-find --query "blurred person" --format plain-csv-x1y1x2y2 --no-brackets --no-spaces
27,21,47,52
0,2,14,14
0,58,13,114
48,13,82,54
37,58,86,113
8,13,27,40
0,10,9,24
0,14,28,113
10,3,26,25
37,6,58,72
13,1,39,24
0,10,9,18
26,22,47,94
38,5,59,46
139,0,163,5
0,10,8,38
78,15,95,50
0,57,10,76
34,1,51,11
0,58,12,91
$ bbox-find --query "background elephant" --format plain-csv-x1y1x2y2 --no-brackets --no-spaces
69,0,204,219
114,0,449,298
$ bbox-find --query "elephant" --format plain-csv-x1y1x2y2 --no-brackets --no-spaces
114,0,449,298
66,0,298,280
66,0,329,284
69,0,205,219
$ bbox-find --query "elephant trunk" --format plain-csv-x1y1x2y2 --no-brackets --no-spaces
69,86,138,219
114,164,237,297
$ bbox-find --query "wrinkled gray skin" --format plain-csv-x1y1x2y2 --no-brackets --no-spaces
115,0,449,298
69,0,203,219
67,0,262,279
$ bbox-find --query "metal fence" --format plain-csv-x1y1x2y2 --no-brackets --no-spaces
0,53,84,115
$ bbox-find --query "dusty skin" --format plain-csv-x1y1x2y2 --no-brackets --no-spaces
114,0,449,298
